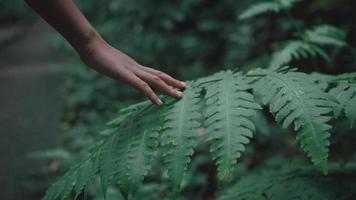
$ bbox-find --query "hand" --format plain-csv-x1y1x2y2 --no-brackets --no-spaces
78,37,186,105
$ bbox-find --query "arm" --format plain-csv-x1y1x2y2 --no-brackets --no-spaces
25,0,185,105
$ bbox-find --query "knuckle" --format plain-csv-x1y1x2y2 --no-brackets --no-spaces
152,76,160,82
156,71,164,77
139,82,149,89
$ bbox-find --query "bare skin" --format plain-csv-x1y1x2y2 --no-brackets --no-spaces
25,0,185,105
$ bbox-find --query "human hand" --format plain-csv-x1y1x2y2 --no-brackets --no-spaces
78,37,186,105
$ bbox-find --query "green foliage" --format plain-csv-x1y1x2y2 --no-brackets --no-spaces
217,163,356,200
240,0,349,70
203,71,261,181
269,40,330,69
161,82,202,190
269,24,347,69
329,82,356,126
42,68,356,200
32,0,355,199
254,71,337,172
239,0,301,20
301,24,347,47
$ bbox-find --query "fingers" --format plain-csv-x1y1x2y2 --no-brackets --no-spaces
125,73,162,105
135,70,183,99
141,67,186,89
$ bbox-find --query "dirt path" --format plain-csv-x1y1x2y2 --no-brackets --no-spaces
0,19,66,200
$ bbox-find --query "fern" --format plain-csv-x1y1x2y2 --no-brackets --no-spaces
161,82,202,190
217,162,356,200
203,70,261,182
329,83,356,126
253,71,337,172
43,101,162,199
302,24,347,47
269,24,346,69
42,69,356,200
239,0,301,20
269,40,330,69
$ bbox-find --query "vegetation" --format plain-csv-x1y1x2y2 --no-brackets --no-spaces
3,0,354,199
41,0,356,199
42,64,356,199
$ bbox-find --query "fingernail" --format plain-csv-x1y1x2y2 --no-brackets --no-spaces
157,99,163,105
177,91,183,97
180,81,186,87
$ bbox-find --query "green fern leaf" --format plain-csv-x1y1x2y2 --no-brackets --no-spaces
269,40,330,69
125,106,162,190
239,0,300,20
43,170,76,200
42,146,101,200
73,159,97,199
204,71,261,182
254,72,336,172
302,24,347,47
217,163,356,200
114,104,162,194
98,132,120,196
329,83,356,126
161,82,202,190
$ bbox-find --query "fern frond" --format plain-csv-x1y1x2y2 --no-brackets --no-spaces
42,143,102,200
269,40,330,69
43,103,162,199
114,104,162,194
329,83,356,126
217,163,356,200
302,24,347,47
239,0,301,20
161,82,203,190
254,72,337,172
204,71,261,182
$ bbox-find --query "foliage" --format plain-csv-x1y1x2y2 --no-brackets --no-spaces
12,0,353,199
269,25,347,69
239,1,349,71
217,162,356,200
42,67,356,200
239,0,301,20
253,71,337,171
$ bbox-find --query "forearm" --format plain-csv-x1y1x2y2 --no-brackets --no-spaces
25,0,185,105
24,0,103,54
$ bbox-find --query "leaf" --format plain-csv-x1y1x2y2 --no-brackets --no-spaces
204,71,261,182
302,24,347,47
217,162,356,200
161,82,203,190
73,159,97,199
329,83,356,126
254,72,337,172
239,0,301,20
269,40,331,70
115,104,162,194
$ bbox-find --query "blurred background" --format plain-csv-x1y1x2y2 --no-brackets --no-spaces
0,0,355,199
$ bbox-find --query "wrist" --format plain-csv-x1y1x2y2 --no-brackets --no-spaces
75,31,108,61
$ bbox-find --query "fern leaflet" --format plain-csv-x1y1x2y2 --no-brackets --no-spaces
161,82,203,190
254,72,337,172
217,163,356,200
329,83,356,126
269,40,330,69
239,0,301,20
302,24,347,47
203,71,261,182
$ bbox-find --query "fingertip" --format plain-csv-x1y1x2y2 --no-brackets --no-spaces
180,81,186,88
156,98,163,106
176,91,183,98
